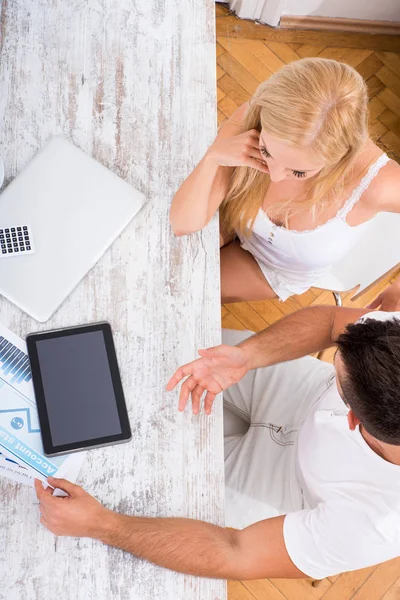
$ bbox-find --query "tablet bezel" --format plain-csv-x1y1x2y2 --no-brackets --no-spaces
26,322,131,457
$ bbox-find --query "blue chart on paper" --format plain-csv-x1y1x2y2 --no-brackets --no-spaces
0,323,84,481
0,336,32,385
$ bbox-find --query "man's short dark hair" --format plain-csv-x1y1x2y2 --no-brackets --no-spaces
336,317,400,445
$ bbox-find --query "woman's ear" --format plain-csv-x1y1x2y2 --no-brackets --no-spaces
347,409,361,431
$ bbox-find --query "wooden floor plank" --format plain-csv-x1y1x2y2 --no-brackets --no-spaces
351,559,400,600
216,42,225,58
217,52,260,95
340,48,373,68
379,109,400,139
296,44,326,58
382,575,400,600
320,566,377,600
356,53,384,81
317,46,351,60
368,96,386,122
380,130,400,155
366,75,386,99
224,302,268,332
243,579,288,600
369,120,388,140
217,86,226,103
218,37,274,82
216,2,230,18
264,41,301,64
217,64,225,80
218,94,239,118
249,299,286,325
287,42,302,51
378,87,400,118
376,65,400,99
221,309,247,330
292,289,319,308
227,581,257,600
217,109,226,126
270,578,331,600
269,295,308,315
245,40,286,72
375,51,400,78
218,72,250,106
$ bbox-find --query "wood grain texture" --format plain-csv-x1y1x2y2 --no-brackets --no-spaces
0,1,225,599
216,11,400,52
279,15,400,36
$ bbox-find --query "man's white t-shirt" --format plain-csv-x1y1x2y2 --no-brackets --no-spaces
283,311,400,579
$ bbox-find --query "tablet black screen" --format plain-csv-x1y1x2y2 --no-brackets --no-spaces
35,330,122,446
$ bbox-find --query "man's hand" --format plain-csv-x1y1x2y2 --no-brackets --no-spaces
35,477,110,538
368,280,400,312
166,344,252,414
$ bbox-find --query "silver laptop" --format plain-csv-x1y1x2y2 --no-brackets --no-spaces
0,137,145,322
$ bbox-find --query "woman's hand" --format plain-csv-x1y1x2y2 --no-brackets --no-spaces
368,280,400,312
166,344,252,415
207,129,269,173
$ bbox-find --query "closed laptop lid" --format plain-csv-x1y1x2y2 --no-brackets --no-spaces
0,136,145,322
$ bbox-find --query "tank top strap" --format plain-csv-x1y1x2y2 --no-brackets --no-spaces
336,153,390,220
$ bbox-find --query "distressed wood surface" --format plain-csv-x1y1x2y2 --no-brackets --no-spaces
0,1,225,599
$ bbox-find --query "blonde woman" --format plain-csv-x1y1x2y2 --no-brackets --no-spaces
170,58,400,306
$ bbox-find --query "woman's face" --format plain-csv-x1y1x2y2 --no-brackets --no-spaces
259,129,326,183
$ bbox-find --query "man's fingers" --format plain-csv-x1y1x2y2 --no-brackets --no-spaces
39,502,51,519
166,367,188,391
204,391,216,415
166,360,204,392
178,375,198,412
35,479,55,503
34,479,53,496
191,385,205,415
47,477,80,496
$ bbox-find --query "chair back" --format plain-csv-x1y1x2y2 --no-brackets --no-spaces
315,212,400,296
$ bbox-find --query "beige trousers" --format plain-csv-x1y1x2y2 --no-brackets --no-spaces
222,329,334,529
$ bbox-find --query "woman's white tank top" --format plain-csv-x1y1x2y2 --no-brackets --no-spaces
239,153,390,299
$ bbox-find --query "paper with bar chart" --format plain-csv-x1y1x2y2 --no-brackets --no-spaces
0,323,85,484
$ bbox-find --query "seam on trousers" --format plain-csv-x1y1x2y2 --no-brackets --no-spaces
249,423,295,446
223,398,250,422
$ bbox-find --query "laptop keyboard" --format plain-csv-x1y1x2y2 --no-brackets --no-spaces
0,225,35,258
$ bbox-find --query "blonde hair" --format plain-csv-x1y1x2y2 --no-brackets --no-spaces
220,57,369,237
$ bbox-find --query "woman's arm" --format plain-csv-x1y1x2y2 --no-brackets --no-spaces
169,103,268,237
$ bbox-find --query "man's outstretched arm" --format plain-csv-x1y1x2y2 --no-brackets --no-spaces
35,478,306,580
237,306,370,370
167,306,370,413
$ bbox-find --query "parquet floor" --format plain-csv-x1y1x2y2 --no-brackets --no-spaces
215,4,400,599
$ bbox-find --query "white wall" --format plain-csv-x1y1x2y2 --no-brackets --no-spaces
221,0,400,25
283,0,400,21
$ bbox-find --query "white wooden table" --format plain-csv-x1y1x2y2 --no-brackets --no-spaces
0,2,225,599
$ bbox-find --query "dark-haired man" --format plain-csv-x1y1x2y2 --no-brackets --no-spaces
35,306,400,581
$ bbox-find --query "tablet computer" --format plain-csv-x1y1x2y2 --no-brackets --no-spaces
26,322,131,457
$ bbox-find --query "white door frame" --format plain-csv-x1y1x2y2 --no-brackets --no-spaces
227,0,288,26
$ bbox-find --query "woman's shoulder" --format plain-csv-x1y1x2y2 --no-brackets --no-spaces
217,102,249,138
358,145,400,213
